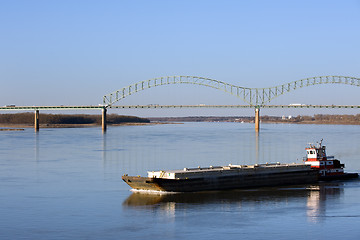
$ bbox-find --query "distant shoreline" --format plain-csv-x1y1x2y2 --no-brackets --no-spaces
149,114,360,126
0,113,151,128
1,113,359,129
0,127,25,131
1,120,359,129
0,122,181,129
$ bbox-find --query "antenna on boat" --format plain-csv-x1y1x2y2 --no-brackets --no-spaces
318,139,323,148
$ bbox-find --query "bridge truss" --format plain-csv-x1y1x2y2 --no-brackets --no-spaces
103,76,360,106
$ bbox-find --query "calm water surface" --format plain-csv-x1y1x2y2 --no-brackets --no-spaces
1,123,360,239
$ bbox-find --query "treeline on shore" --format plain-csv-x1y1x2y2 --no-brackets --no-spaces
150,114,360,125
262,114,360,124
0,113,150,125
2,113,359,125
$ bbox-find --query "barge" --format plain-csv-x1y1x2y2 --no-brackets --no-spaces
122,163,318,192
122,140,358,193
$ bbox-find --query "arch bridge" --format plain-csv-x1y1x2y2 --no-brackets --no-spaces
103,75,360,106
103,75,360,131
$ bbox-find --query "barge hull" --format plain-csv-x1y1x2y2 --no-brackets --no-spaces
319,172,358,181
122,170,318,192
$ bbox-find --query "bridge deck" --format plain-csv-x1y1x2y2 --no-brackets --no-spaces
0,105,359,111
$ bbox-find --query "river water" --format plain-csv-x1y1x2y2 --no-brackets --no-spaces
1,123,360,239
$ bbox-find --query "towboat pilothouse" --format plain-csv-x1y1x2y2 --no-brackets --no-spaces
304,139,358,181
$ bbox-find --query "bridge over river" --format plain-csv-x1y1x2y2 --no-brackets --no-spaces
1,75,359,131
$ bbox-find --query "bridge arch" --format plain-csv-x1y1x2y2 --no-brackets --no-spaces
103,76,360,106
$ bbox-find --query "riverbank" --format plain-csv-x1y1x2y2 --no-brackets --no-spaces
0,128,24,131
1,113,359,128
150,114,360,125
0,122,180,129
0,113,151,128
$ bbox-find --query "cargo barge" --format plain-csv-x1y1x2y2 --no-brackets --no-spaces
122,140,358,193
122,163,318,192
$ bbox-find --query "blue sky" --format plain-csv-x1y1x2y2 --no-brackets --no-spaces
1,0,359,116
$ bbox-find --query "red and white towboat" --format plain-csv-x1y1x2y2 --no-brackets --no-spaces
304,139,358,181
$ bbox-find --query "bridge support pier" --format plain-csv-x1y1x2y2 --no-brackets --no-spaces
35,110,39,131
102,108,107,132
255,107,260,132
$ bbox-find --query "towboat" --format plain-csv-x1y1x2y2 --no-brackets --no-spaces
304,139,358,181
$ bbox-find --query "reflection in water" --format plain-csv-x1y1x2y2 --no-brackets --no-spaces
102,131,107,165
255,131,259,164
101,130,128,179
306,182,343,223
123,182,344,223
35,131,39,162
